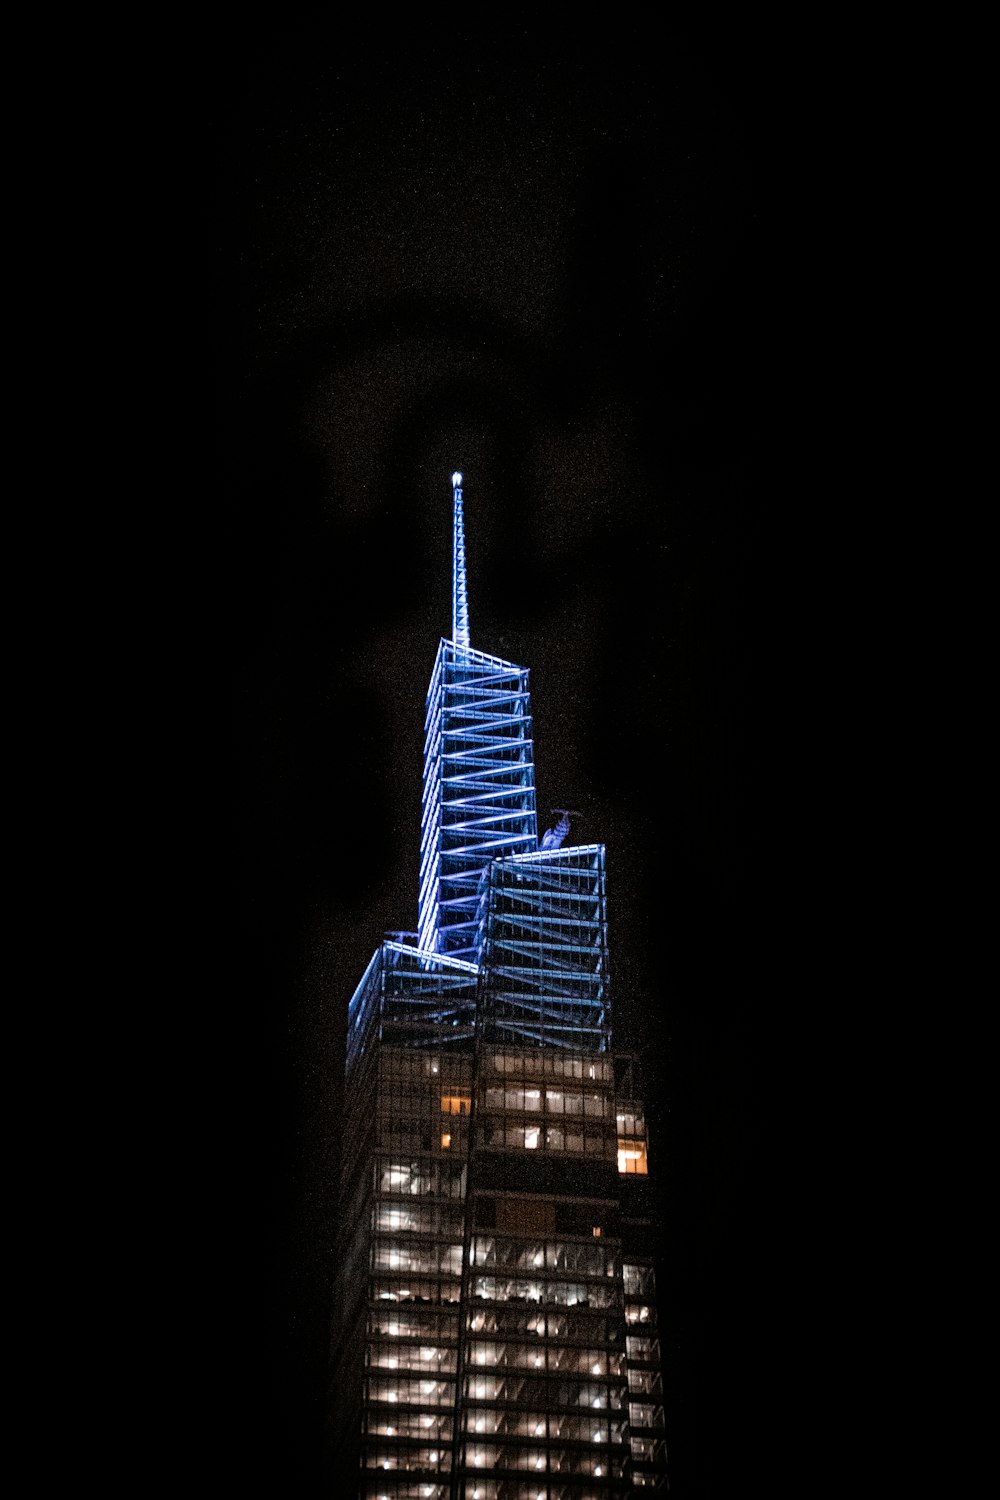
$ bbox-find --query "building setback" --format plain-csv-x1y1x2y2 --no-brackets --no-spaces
329,474,668,1499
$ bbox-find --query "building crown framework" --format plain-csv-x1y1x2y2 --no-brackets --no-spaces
331,474,667,1499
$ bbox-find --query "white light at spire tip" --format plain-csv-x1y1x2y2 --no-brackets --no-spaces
452,471,462,487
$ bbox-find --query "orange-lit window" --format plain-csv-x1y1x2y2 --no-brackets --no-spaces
617,1139,648,1175
441,1094,471,1115
592,1227,602,1238
441,1133,452,1150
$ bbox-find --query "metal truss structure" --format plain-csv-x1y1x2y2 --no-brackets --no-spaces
418,641,538,961
476,846,611,1052
347,942,482,1072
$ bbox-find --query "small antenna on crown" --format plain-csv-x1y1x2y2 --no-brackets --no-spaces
452,471,470,648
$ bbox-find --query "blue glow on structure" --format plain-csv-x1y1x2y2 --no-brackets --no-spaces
418,641,538,957
451,472,470,649
477,844,611,1051
418,473,539,958
359,475,612,1033
346,940,481,1068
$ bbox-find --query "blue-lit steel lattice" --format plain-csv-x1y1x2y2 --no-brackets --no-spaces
418,640,538,961
476,844,611,1051
346,941,481,1069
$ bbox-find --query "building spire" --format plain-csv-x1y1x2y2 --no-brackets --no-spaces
452,471,470,648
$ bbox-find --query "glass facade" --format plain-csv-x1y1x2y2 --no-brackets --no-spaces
330,477,668,1496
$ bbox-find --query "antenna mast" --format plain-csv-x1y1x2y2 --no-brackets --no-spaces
451,471,470,648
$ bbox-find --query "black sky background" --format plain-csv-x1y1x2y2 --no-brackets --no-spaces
215,17,805,1496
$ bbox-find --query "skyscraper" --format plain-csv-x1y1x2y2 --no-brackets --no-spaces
330,474,668,1499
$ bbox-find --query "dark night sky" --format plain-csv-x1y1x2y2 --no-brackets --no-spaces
213,16,805,1496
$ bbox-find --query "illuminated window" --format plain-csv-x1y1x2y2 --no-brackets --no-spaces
441,1133,452,1150
441,1094,471,1115
617,1139,648,1174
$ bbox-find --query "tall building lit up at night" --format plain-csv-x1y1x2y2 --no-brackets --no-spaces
329,474,668,1499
